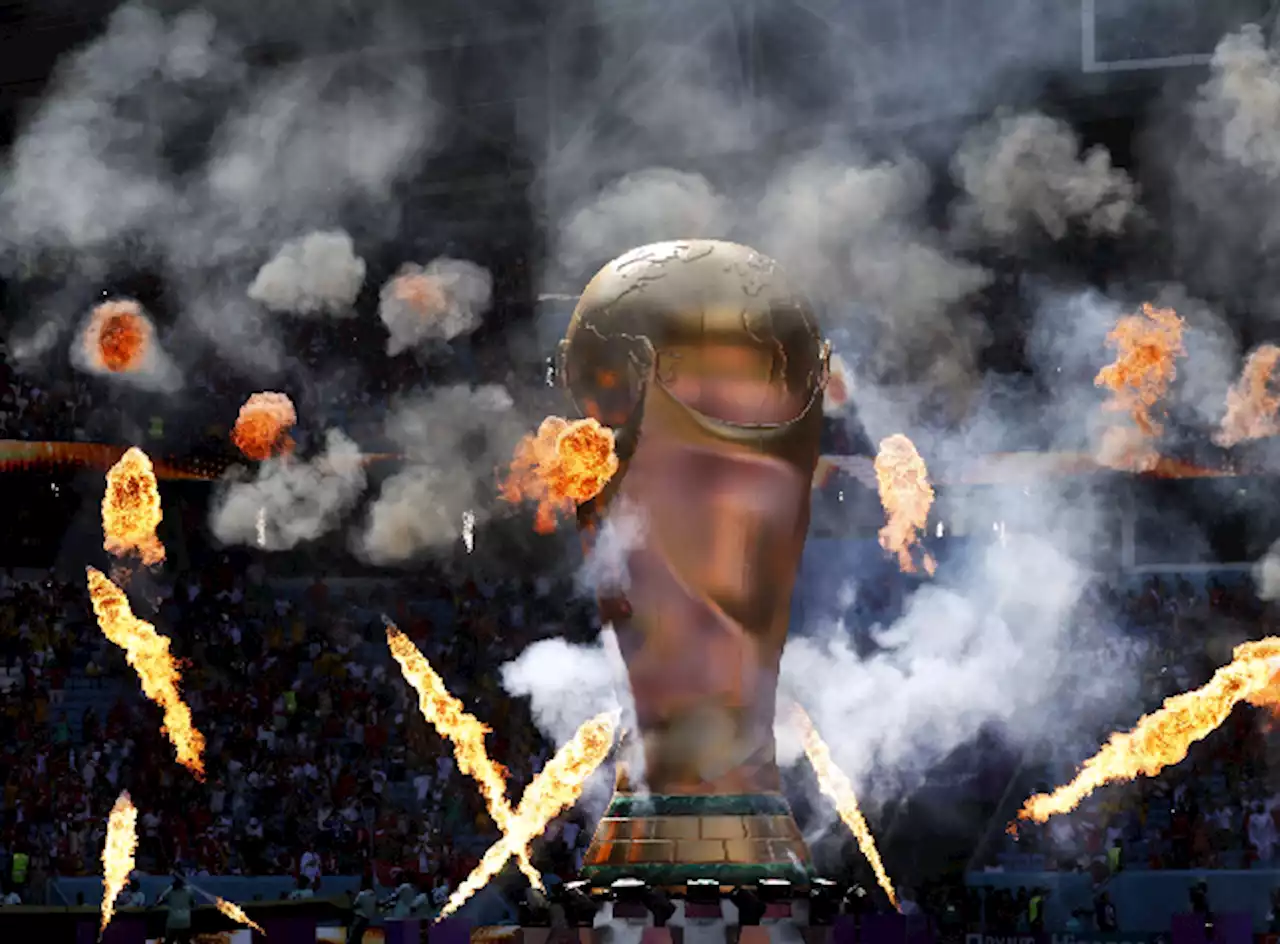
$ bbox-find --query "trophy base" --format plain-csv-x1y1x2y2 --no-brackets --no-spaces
580,793,813,891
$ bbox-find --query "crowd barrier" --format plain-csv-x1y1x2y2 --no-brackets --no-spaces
967,871,1280,933
48,874,364,906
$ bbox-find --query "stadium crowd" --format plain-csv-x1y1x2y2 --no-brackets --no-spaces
997,574,1280,876
0,280,589,912
7,324,1280,933
0,562,597,907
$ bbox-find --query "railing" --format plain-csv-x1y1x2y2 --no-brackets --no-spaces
967,869,1280,933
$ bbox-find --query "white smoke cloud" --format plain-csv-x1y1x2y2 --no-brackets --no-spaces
576,500,648,598
0,2,436,372
247,230,367,316
210,429,366,551
501,627,636,749
1164,27,1280,328
501,626,639,805
952,112,1137,243
1255,542,1280,600
556,169,732,276
1194,25,1280,178
7,321,61,365
777,531,1136,805
554,146,992,412
352,385,525,564
377,258,493,355
757,149,992,406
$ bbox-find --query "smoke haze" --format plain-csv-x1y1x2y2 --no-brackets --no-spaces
210,428,366,551
0,2,437,372
353,385,527,565
248,230,367,317
952,111,1138,244
377,258,494,355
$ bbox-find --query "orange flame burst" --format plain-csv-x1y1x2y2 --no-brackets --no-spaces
441,711,617,918
393,271,448,315
103,447,166,566
499,416,619,533
84,299,152,373
385,622,542,889
874,434,936,576
1216,344,1280,448
793,705,898,910
1094,303,1185,471
215,897,265,934
232,392,298,461
1017,637,1280,824
87,567,206,779
100,790,139,934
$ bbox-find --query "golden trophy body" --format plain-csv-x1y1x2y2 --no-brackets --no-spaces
557,240,830,889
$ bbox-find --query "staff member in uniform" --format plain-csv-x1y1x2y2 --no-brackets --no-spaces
156,873,194,944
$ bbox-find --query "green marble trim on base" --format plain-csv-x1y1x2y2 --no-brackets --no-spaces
603,793,794,818
580,861,813,889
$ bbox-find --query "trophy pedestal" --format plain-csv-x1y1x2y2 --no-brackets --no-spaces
581,793,812,890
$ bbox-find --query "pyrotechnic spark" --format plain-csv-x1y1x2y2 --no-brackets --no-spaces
385,622,542,888
83,299,152,374
214,897,265,934
232,392,297,462
1017,637,1280,824
499,416,619,533
874,434,936,576
87,567,205,779
100,791,138,934
1094,303,1185,471
255,507,266,548
440,711,617,918
102,447,166,566
462,510,475,553
792,705,898,911
1216,344,1280,447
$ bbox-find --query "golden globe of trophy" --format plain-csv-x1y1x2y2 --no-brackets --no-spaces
556,240,831,889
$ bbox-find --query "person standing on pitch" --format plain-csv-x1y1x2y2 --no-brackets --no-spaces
155,873,194,944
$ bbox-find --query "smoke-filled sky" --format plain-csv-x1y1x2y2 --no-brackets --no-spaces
6,0,1280,865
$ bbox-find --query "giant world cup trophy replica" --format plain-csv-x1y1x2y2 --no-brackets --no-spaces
556,240,831,890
